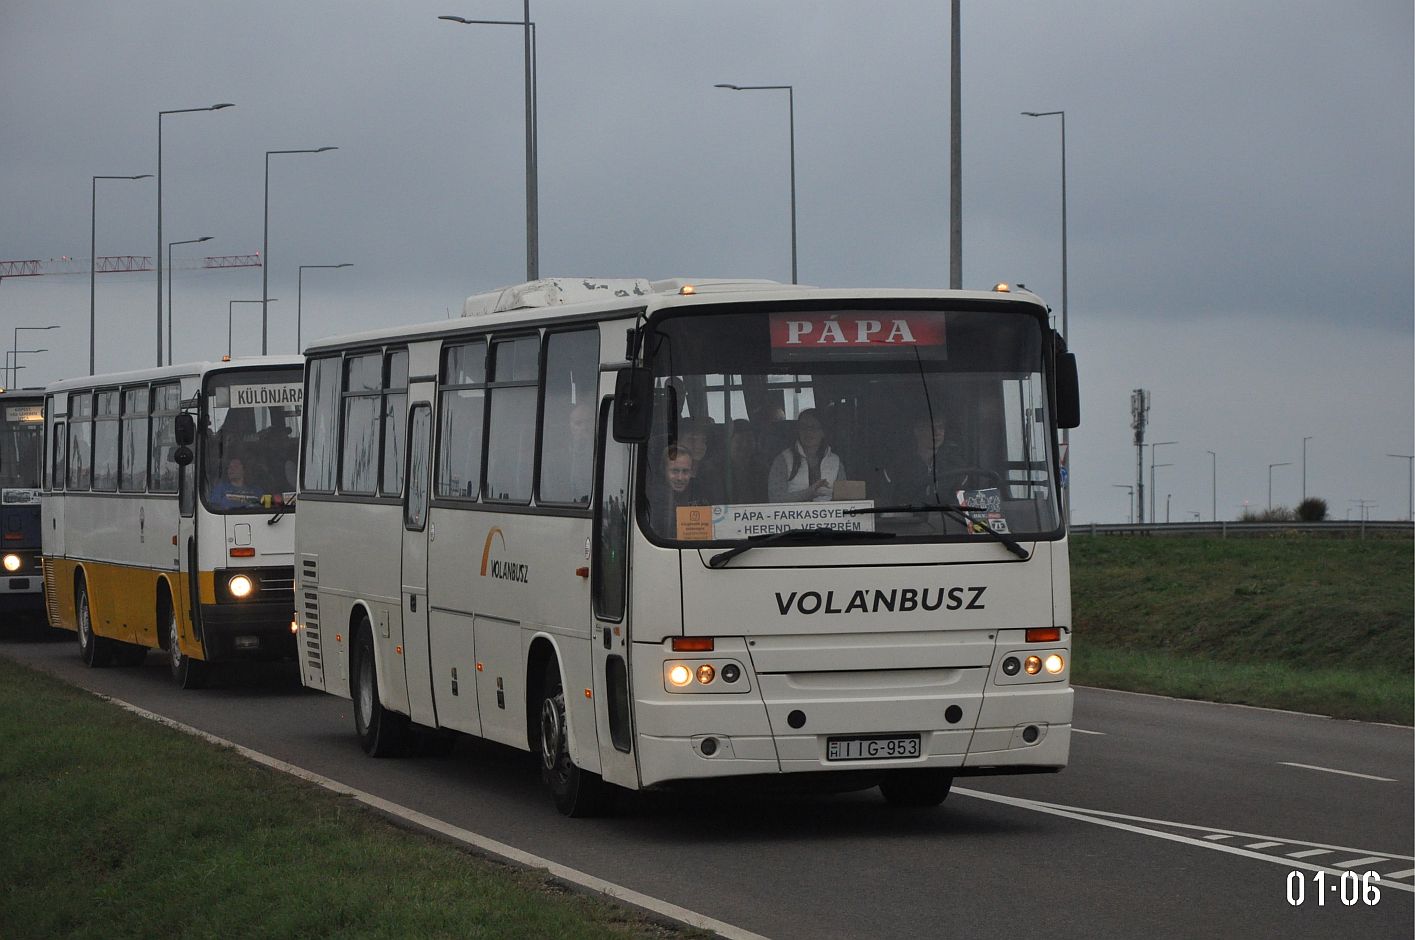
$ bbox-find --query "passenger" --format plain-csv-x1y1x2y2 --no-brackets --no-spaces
651,444,706,534
543,400,595,503
677,416,724,502
886,412,967,505
210,456,261,509
767,408,847,502
726,419,767,503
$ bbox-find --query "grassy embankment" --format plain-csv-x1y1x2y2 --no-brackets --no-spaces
0,657,699,940
1070,535,1413,724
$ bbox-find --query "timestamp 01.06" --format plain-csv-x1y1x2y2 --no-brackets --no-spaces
1286,870,1381,906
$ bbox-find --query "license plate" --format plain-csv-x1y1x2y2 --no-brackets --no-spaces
826,734,921,761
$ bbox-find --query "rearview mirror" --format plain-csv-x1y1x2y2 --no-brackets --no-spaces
175,412,196,447
612,367,653,443
1056,352,1080,429
172,445,194,467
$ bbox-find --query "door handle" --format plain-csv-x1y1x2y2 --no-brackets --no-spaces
410,595,418,612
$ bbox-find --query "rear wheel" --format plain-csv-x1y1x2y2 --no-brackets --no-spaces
75,581,113,667
879,769,954,807
166,598,208,690
538,659,614,817
352,619,409,757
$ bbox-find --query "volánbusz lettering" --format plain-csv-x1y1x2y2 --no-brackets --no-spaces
773,586,986,615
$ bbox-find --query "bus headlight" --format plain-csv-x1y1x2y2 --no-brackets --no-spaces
228,574,255,599
1044,654,1065,675
668,664,692,687
1023,655,1043,675
2,554,21,572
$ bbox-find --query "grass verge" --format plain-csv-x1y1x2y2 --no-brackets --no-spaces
0,656,703,940
1071,536,1413,724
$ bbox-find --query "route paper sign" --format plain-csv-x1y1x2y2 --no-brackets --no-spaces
1,488,41,505
5,405,43,423
676,501,877,541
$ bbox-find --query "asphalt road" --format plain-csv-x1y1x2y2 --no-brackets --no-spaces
4,626,1411,940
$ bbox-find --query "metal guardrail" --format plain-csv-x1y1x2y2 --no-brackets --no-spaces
1072,520,1414,538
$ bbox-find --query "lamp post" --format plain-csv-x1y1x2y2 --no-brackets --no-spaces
1112,483,1133,524
1387,453,1414,521
1302,436,1312,502
1150,440,1176,523
92,174,152,375
5,350,46,390
1206,450,1217,522
167,236,213,365
297,264,352,352
1022,109,1069,522
1151,464,1172,522
264,147,337,355
11,326,59,388
230,299,274,359
440,11,538,281
1268,461,1292,511
715,83,797,284
158,103,234,367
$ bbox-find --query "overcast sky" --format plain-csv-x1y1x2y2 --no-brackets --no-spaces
2,1,1411,522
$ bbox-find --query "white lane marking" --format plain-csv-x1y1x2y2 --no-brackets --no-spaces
1071,728,1105,736
1278,762,1398,782
955,787,1415,895
1387,869,1415,880
1203,834,1233,841
1244,841,1282,849
1335,856,1389,869
1287,849,1332,858
98,694,771,940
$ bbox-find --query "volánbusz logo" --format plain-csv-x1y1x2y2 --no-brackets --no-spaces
480,527,530,584
774,586,986,615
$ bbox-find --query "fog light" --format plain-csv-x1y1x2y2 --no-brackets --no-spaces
2,554,20,572
1044,654,1064,674
1024,655,1043,675
228,574,254,598
721,663,741,683
290,619,300,634
668,664,692,687
1001,656,1021,676
696,664,715,684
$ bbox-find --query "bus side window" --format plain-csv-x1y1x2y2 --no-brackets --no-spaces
404,405,431,530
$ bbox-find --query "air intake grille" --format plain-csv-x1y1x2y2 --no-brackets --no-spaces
298,555,324,690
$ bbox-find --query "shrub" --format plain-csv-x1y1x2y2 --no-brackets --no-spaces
1296,497,1329,521
1240,506,1296,522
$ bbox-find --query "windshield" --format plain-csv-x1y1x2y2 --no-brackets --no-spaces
201,368,303,514
640,304,1060,545
0,400,44,489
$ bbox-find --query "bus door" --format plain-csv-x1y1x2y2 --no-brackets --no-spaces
177,413,200,647
590,397,638,788
400,400,437,727
44,398,66,561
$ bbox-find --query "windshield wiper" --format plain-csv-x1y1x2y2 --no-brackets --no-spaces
843,503,1031,560
707,526,895,569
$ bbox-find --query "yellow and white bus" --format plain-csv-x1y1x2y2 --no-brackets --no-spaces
295,278,1080,815
43,357,304,687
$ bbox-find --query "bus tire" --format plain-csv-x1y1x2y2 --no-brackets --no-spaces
76,580,113,667
166,596,208,690
879,769,954,807
538,659,614,817
352,619,409,757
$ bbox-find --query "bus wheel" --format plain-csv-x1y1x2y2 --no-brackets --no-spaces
166,599,208,690
352,619,409,757
76,581,113,667
538,659,614,817
879,769,954,807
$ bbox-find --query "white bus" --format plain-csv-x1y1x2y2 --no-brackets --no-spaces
0,389,47,616
43,358,304,687
296,278,1080,815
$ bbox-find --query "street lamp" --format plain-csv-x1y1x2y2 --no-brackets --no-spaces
440,10,538,281
167,236,213,365
1206,450,1217,522
1022,109,1069,523
1152,464,1172,522
1267,462,1292,511
297,264,352,352
92,174,152,375
230,299,274,359
11,326,58,388
1150,441,1176,523
715,83,797,284
264,147,337,355
1302,436,1313,502
5,350,46,390
158,103,234,367
1112,483,1134,524
1387,453,1414,521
